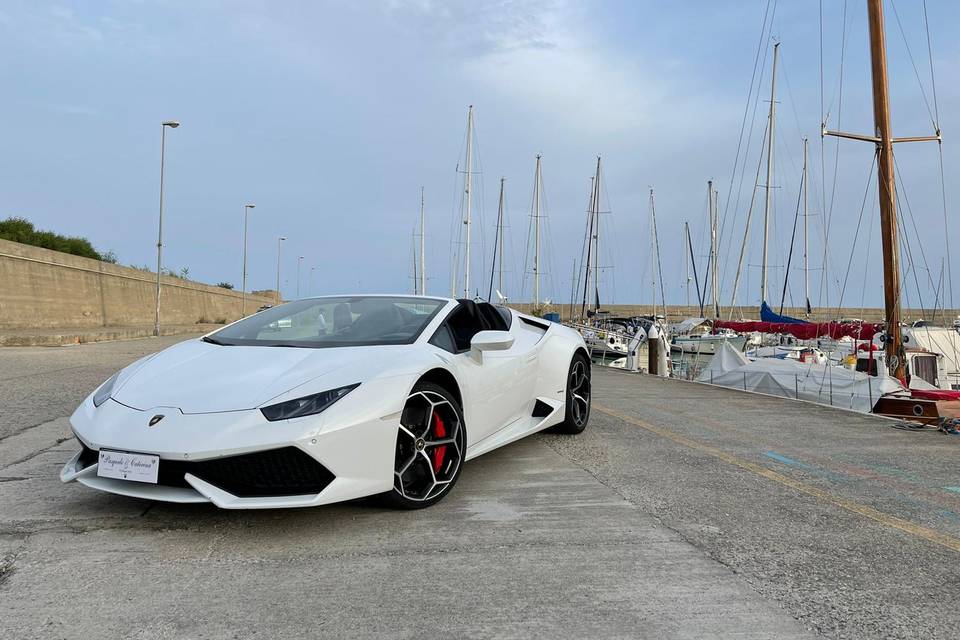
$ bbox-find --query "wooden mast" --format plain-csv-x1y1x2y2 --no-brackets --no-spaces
868,0,904,379
821,1,941,379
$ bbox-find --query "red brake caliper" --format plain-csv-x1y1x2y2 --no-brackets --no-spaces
430,411,447,473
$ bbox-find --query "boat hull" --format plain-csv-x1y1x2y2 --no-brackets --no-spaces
671,335,746,355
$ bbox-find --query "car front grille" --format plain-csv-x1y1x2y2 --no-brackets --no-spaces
79,443,335,498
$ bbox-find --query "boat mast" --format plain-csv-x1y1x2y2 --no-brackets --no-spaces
649,188,657,319
592,157,602,313
487,177,506,302
498,177,505,299
686,222,704,314
867,1,903,378
684,221,691,310
761,42,779,305
419,186,426,295
580,156,600,317
411,229,418,294
709,180,720,319
580,173,597,319
533,154,542,308
820,0,944,379
802,138,810,317
463,105,474,299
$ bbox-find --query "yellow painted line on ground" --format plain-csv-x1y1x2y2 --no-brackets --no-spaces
594,402,960,554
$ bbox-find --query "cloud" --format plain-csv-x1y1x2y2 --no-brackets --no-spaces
452,2,684,139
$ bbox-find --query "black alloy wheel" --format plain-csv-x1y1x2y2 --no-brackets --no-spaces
552,353,591,434
383,381,465,509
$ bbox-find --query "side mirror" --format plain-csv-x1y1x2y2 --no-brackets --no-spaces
470,330,514,363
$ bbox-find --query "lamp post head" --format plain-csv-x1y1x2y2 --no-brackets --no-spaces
279,236,287,241
162,121,180,128
245,203,256,210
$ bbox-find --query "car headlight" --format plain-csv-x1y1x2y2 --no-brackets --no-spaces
260,384,359,422
93,372,120,407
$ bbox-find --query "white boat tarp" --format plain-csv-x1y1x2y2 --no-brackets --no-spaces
698,342,904,412
668,317,707,334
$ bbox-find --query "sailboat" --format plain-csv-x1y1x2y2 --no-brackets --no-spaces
571,157,632,356
579,156,604,320
705,1,959,423
671,181,747,355
451,105,479,299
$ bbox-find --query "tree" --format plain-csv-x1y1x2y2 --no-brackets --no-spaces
216,282,234,290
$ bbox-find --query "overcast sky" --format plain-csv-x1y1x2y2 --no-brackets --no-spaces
2,1,958,311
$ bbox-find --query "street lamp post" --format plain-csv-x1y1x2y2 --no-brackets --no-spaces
241,203,256,316
154,120,180,337
296,256,304,299
275,237,287,305
309,266,315,296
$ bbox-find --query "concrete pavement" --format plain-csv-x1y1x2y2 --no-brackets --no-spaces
1,340,957,638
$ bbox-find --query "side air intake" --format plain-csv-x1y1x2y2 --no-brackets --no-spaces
532,400,553,418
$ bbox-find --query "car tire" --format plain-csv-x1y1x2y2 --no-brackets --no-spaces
551,352,591,434
380,381,466,509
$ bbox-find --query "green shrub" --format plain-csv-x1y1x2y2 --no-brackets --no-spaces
0,217,105,261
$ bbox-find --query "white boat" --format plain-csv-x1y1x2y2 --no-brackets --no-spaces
671,330,746,355
700,342,904,412
897,325,960,390
746,344,827,364
582,327,629,354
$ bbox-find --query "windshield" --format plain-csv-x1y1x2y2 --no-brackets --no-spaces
207,296,447,348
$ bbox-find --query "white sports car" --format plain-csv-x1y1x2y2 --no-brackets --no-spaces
61,295,592,509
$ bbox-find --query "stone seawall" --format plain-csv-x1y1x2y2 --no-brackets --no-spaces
0,238,274,330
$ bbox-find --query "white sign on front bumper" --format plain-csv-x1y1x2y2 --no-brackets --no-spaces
97,450,160,484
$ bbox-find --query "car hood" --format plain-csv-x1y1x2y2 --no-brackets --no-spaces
112,339,409,414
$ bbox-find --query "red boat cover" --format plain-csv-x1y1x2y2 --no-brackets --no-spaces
711,320,882,340
910,389,960,401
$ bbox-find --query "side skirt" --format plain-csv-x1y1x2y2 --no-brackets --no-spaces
464,397,564,460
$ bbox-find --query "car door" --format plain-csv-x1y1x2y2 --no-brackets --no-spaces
428,302,525,445
476,303,541,424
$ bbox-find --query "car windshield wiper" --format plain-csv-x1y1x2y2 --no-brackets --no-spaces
201,336,230,346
